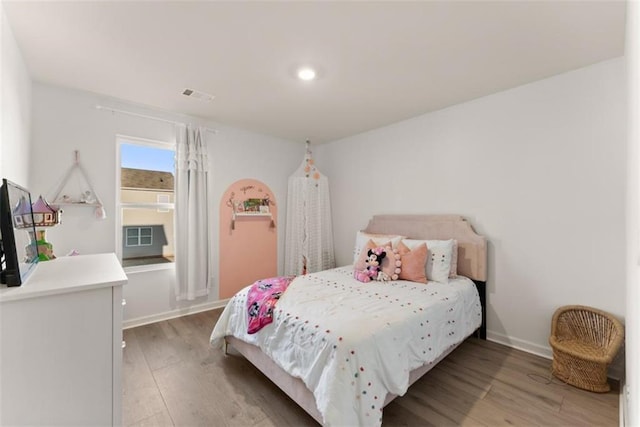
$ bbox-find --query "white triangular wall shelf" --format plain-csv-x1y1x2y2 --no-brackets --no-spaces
48,150,106,219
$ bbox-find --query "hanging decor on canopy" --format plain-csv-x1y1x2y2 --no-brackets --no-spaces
284,140,335,276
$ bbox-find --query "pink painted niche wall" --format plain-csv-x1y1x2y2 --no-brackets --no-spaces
219,179,278,299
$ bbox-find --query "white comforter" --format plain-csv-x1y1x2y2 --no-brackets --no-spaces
210,266,481,427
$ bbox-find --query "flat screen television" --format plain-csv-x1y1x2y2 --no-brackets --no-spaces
0,179,39,286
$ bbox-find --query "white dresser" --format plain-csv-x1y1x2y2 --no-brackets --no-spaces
0,253,127,426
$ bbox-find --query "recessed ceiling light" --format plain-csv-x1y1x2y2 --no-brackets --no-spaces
297,67,317,81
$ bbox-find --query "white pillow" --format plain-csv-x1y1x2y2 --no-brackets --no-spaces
402,238,456,283
353,231,405,264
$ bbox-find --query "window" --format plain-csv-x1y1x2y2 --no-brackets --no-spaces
125,227,153,247
117,137,175,269
157,194,170,213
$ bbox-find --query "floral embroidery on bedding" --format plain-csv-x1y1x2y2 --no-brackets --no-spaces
246,276,295,334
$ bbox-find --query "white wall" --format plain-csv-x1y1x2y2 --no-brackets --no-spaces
30,83,303,325
625,1,639,424
316,58,627,357
0,4,31,186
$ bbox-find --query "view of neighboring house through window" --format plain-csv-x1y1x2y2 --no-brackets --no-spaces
119,139,175,268
125,227,153,247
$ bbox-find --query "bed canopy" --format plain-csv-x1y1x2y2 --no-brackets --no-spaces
284,141,335,275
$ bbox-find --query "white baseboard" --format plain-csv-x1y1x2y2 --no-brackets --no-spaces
487,330,553,359
123,299,230,329
487,329,624,381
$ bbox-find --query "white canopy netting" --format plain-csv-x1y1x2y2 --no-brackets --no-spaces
284,141,335,276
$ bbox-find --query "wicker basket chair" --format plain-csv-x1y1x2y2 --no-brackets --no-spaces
549,305,624,392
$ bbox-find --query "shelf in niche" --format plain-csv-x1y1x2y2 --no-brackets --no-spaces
233,212,272,218
231,211,275,230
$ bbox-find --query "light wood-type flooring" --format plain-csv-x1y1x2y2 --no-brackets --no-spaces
123,309,619,426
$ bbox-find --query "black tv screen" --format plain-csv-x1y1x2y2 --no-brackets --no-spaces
0,179,39,286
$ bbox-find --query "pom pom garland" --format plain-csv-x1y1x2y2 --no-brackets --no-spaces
382,246,402,281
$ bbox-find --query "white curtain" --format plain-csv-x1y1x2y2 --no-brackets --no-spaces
175,125,210,301
285,143,335,275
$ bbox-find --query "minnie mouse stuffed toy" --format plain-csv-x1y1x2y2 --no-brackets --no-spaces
354,247,387,283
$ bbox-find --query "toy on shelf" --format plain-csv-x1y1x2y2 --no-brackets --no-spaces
25,195,61,261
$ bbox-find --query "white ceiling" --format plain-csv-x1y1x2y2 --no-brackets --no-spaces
3,1,626,144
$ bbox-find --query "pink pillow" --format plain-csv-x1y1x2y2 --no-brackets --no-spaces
354,239,391,271
380,245,402,281
397,241,428,283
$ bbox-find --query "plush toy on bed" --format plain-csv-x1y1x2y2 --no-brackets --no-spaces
354,247,387,283
377,247,402,282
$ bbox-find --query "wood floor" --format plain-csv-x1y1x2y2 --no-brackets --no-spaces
123,309,619,426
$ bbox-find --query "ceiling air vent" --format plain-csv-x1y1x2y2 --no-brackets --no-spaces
182,88,215,102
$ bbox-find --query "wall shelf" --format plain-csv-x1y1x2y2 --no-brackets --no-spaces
52,202,102,207
48,151,106,218
225,189,276,231
231,212,274,230
233,212,272,218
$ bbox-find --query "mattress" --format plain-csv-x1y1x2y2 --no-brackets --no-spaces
210,266,482,426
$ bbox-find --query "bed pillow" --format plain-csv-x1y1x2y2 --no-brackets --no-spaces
397,241,427,283
402,238,456,283
353,231,405,264
380,246,402,281
401,238,458,278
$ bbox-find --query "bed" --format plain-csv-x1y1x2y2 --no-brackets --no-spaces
210,214,487,426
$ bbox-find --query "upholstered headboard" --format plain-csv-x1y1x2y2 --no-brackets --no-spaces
363,214,487,282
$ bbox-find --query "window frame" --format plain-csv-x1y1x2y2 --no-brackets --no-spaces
115,135,176,273
124,226,153,247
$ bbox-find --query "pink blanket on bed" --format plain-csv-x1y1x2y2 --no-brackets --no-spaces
246,276,295,334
